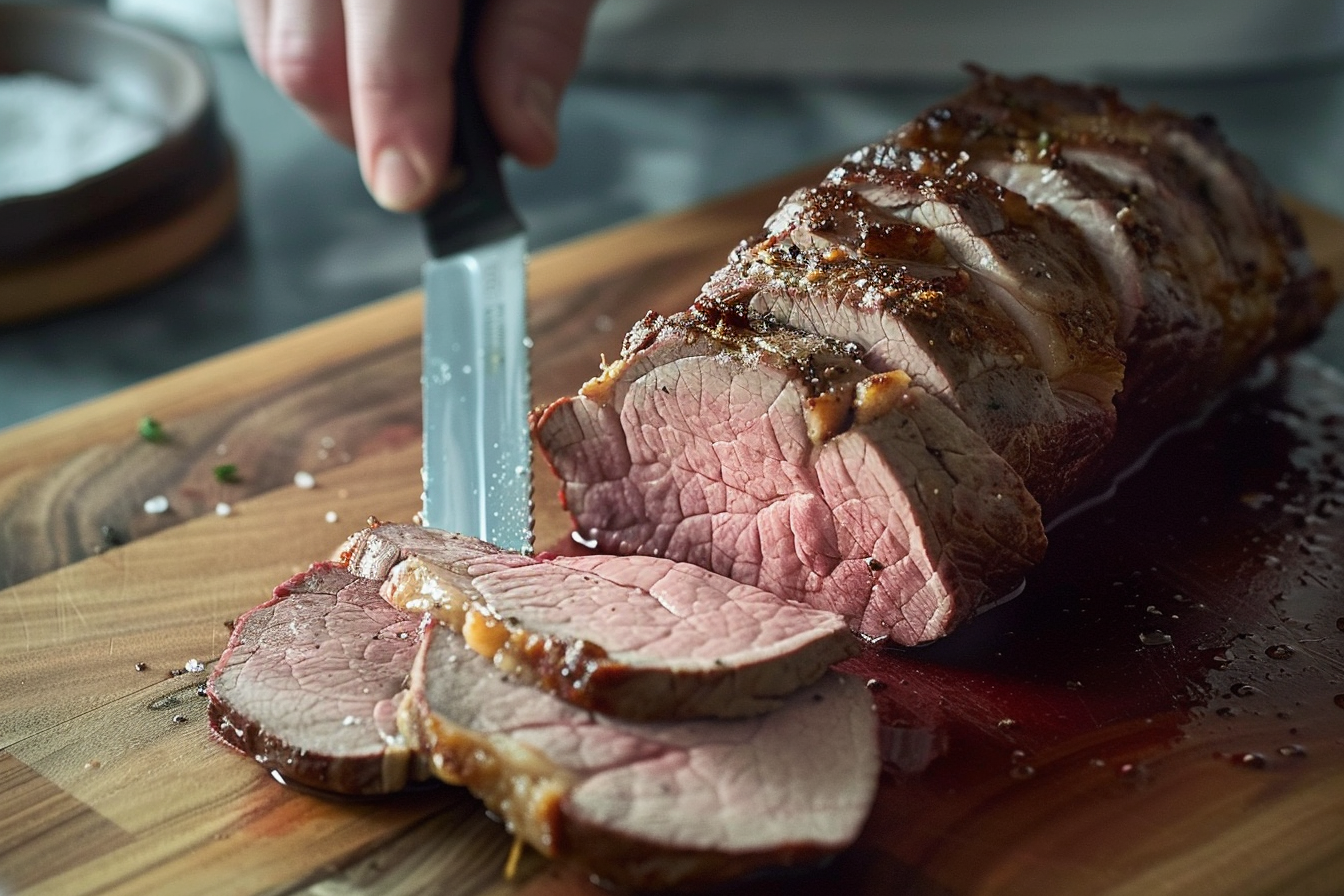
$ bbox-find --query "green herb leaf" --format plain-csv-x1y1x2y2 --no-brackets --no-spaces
138,416,167,443
213,463,241,484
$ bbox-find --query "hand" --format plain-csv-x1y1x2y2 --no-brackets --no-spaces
237,0,597,211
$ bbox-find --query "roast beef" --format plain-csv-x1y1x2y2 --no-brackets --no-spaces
701,148,1123,509
398,620,880,891
895,71,1335,441
341,522,860,719
206,562,427,795
532,308,1046,645
533,72,1335,645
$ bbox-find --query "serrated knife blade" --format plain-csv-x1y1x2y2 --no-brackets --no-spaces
420,1,532,551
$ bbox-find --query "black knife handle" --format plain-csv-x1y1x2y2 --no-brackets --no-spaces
421,0,524,257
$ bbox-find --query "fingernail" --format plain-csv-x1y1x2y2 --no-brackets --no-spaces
371,146,430,212
522,78,558,145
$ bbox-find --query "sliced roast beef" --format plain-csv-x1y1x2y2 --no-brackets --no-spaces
337,522,859,720
534,72,1335,647
398,621,880,891
206,562,427,795
702,149,1123,508
532,308,1046,645
895,70,1335,440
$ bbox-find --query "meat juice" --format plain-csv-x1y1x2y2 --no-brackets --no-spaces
741,354,1344,894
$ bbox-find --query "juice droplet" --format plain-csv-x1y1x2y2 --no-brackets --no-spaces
1009,765,1036,780
1278,744,1308,758
1265,644,1295,660
1333,694,1344,709
1140,630,1173,646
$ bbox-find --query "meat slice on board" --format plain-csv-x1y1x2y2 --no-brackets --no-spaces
206,562,427,796
343,523,860,720
532,309,1046,645
399,621,880,892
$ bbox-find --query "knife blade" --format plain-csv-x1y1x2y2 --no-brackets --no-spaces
420,1,532,551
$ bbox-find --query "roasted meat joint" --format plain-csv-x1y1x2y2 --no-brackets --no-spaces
533,70,1334,647
208,72,1336,891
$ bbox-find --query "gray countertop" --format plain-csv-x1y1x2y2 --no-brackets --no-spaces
4,36,1344,432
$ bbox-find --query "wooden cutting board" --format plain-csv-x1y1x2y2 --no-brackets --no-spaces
2,167,1344,896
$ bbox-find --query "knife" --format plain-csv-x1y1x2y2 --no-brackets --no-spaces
420,0,533,552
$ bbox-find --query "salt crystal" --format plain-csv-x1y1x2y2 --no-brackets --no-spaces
215,502,232,516
324,510,339,523
143,495,170,514
0,73,162,200
294,471,316,489
184,658,205,673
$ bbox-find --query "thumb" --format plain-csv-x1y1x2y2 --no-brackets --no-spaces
475,0,599,167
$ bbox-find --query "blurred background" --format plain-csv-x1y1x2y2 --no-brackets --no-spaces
3,0,1344,431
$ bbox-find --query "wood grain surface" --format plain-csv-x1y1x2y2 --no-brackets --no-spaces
1,167,1343,896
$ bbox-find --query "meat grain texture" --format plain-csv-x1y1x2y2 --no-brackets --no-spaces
534,71,1336,646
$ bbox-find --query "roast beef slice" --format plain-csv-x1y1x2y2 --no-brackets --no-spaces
206,562,426,795
399,621,880,891
341,523,859,719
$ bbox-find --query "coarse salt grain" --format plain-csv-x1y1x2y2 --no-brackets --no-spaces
294,471,316,489
143,495,170,514
184,658,205,673
324,510,339,523
0,72,163,200
215,502,232,516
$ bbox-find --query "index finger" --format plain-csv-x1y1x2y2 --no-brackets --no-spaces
341,0,460,212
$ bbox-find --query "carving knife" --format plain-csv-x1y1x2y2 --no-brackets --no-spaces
420,2,532,551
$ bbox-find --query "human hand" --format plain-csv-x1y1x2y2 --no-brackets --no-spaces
237,0,598,211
